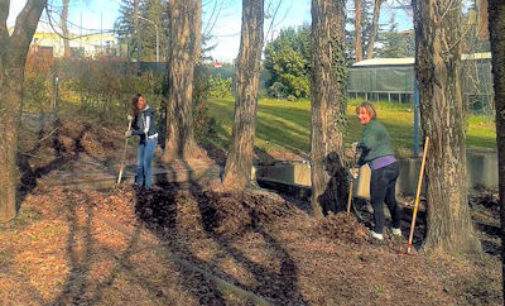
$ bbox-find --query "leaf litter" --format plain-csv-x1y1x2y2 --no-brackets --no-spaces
0,116,501,305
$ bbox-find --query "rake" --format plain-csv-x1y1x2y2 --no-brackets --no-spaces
405,136,429,254
116,117,133,187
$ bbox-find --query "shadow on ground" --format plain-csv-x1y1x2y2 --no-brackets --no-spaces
132,162,308,304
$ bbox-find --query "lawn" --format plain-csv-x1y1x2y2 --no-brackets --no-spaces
206,97,497,158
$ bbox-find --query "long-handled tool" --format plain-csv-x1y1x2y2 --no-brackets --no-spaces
407,136,429,254
116,117,133,187
346,176,354,216
347,150,359,216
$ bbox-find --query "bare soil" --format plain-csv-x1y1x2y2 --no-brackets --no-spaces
0,116,502,305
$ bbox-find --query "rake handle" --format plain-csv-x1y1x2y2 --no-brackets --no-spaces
116,118,133,187
347,149,359,216
346,180,354,215
407,137,429,253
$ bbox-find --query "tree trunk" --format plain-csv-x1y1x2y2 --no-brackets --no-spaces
133,0,140,58
163,0,205,162
478,0,489,41
62,0,70,57
355,0,363,62
413,0,481,254
365,0,382,59
134,0,140,37
222,0,264,190
311,0,347,217
487,0,505,297
0,0,47,222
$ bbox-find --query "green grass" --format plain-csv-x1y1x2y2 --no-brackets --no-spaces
207,97,496,158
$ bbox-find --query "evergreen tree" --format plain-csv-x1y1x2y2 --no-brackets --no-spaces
115,0,169,61
264,26,311,99
376,28,415,58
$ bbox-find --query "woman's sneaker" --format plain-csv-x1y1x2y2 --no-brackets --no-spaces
370,230,384,240
391,228,402,236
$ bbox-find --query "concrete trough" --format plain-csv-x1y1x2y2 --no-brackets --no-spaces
255,149,498,196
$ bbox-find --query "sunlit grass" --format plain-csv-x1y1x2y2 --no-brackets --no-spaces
207,97,496,158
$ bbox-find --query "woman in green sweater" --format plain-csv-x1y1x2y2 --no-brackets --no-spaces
354,102,402,240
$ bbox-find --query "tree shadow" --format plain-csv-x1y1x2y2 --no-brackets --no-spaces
133,160,307,304
134,171,227,304
197,192,307,304
52,192,95,305
188,161,306,303
50,189,171,305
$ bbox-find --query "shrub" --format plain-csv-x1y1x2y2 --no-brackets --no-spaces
208,76,232,98
23,48,53,113
268,82,287,99
193,64,218,140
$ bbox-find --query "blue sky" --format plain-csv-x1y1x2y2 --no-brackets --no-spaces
207,0,312,62
8,0,119,33
8,0,413,63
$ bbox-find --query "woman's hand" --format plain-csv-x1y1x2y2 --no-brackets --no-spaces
345,142,359,158
124,130,132,138
351,142,359,153
349,168,359,179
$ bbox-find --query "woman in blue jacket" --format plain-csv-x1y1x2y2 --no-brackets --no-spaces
125,93,158,189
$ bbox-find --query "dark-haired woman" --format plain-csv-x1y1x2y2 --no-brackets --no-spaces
125,94,158,189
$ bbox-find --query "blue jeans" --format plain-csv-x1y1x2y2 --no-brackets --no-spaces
135,138,156,188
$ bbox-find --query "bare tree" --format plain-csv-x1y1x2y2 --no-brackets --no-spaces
311,0,347,217
222,0,264,189
365,0,383,59
487,0,505,297
134,0,140,39
413,0,481,254
478,0,488,41
61,0,70,57
355,0,363,61
163,0,206,161
0,0,47,222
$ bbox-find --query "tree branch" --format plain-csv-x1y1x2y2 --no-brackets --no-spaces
6,0,47,66
0,0,9,52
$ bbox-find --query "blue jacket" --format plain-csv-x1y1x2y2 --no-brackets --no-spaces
132,105,158,143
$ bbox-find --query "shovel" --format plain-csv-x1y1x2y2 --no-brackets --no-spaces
116,117,133,187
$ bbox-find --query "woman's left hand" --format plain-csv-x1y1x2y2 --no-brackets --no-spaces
349,168,359,179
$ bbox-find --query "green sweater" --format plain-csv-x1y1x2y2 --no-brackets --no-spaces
357,119,395,166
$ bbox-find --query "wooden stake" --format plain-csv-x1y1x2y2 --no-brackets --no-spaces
407,137,429,253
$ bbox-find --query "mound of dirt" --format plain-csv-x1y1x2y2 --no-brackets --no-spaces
134,187,301,239
315,212,371,245
51,119,120,157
